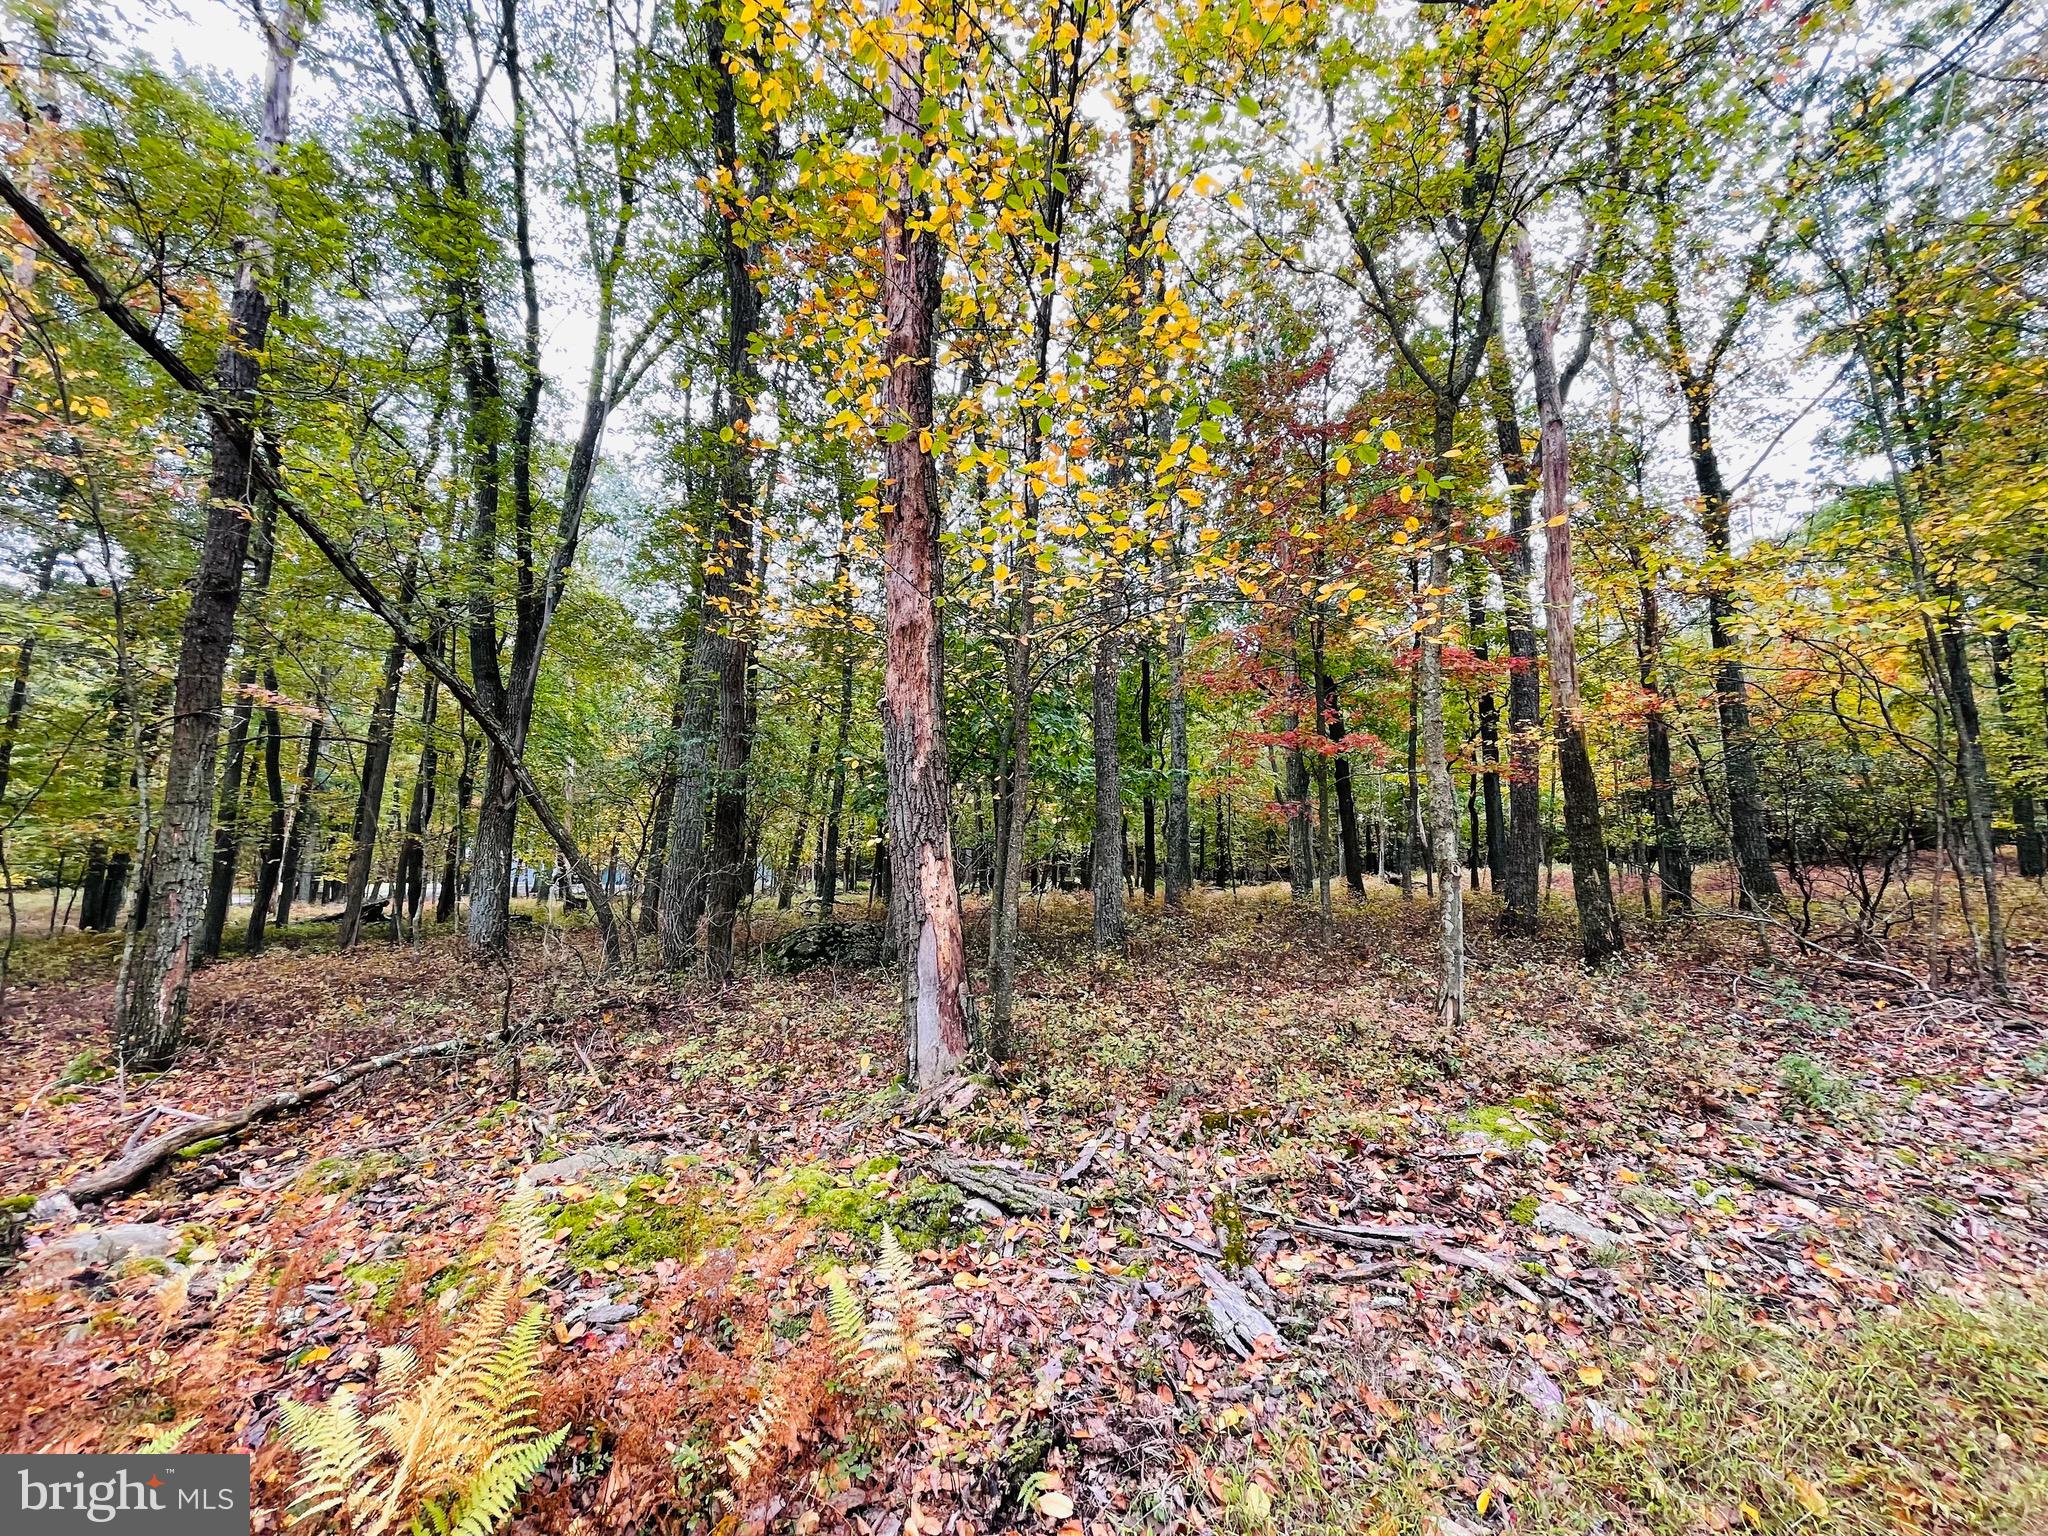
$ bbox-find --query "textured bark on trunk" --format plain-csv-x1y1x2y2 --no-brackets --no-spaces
697,10,760,981
1991,630,2043,878
1631,547,1692,909
395,658,440,935
1163,591,1192,907
1485,338,1543,934
1313,621,1365,897
339,632,406,948
1138,645,1156,899
1511,233,1620,963
275,712,321,928
1091,575,1126,946
200,491,280,959
1422,404,1464,1026
1467,577,1505,886
242,667,288,953
1685,396,1783,913
880,0,971,1087
435,727,471,926
114,6,300,1067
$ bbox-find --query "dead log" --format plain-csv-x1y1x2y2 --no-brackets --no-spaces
1196,1260,1287,1359
55,1036,472,1201
928,1154,1080,1216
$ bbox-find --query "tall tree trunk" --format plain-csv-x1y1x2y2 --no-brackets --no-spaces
1313,618,1366,897
1990,630,2043,878
1485,337,1543,933
1630,545,1692,909
1683,394,1782,913
879,0,971,1087
242,668,288,953
1467,572,1505,887
1138,643,1156,898
1511,233,1621,964
114,7,300,1067
818,518,859,918
435,724,471,926
1163,583,1192,907
199,490,281,959
1421,400,1464,1025
275,711,322,928
698,11,760,981
778,691,828,909
1091,575,1126,946
339,632,407,948
395,651,440,934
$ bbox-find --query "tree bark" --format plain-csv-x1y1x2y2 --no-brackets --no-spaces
338,629,407,948
879,0,971,1088
1163,583,1192,907
199,490,280,959
1091,575,1126,946
242,666,289,952
1485,336,1543,934
112,6,301,1068
1511,232,1621,963
1421,401,1464,1025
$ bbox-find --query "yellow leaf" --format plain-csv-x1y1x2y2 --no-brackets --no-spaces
1787,1475,1828,1517
1334,454,1351,477
1740,1502,1763,1526
1036,1491,1075,1519
1578,1366,1604,1386
1546,513,1567,527
1398,485,1413,503
1382,430,1402,452
1476,1486,1493,1515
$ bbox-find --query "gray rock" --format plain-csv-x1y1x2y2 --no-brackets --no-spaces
521,1142,665,1187
28,1222,180,1278
580,1301,640,1328
1534,1201,1629,1247
30,1192,79,1225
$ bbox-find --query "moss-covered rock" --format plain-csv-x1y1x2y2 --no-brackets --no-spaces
554,1179,723,1272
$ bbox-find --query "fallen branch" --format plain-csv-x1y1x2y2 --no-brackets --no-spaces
1246,1203,1542,1307
928,1154,1080,1216
1196,1259,1288,1359
56,1037,473,1201
1726,1160,1842,1209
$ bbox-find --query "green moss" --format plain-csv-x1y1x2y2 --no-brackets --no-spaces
59,1049,111,1086
1447,1097,1558,1148
0,1193,36,1215
175,1137,229,1160
299,1150,402,1194
554,1179,722,1272
760,1161,962,1249
345,1258,409,1313
1506,1194,1540,1226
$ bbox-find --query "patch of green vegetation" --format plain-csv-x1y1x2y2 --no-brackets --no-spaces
59,1049,112,1086
553,1178,722,1273
0,1193,36,1215
1506,1195,1540,1226
1779,1052,1855,1112
298,1150,402,1194
759,1160,962,1250
1618,1185,1682,1218
1446,1096,1557,1148
1212,1188,1249,1268
174,1137,229,1160
344,1258,409,1314
1231,1294,2048,1536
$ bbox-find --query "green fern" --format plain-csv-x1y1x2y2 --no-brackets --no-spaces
281,1252,563,1535
824,1267,867,1362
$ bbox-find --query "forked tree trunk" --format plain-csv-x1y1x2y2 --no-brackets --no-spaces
879,0,971,1088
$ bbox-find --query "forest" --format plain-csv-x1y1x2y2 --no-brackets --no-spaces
0,0,2045,1529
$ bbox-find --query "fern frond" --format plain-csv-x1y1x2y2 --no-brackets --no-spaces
134,1419,196,1454
280,1393,380,1526
447,1427,566,1536
824,1268,867,1362
724,1387,779,1485
497,1191,557,1290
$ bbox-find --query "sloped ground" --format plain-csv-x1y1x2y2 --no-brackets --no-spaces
2,881,2045,1535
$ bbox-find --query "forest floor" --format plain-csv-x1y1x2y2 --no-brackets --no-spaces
3,877,2047,1536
